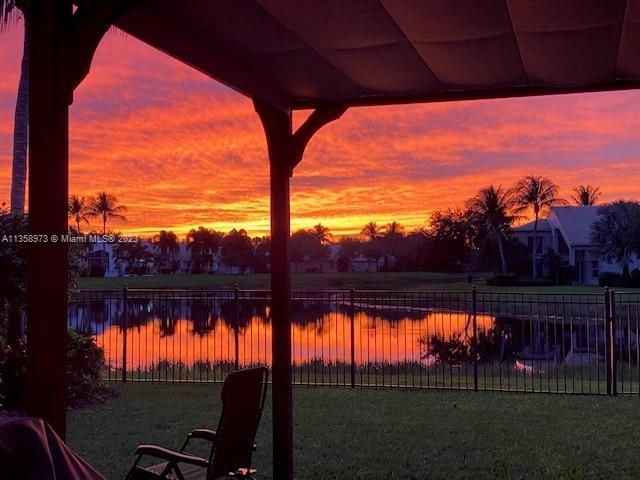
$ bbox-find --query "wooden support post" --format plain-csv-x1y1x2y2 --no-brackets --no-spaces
25,0,132,438
26,0,72,437
255,101,294,480
254,99,346,480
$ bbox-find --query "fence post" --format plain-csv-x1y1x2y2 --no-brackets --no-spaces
234,284,240,371
122,285,128,383
605,287,612,396
349,285,356,388
611,289,617,396
472,286,478,392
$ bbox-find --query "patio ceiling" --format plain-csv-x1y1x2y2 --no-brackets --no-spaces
114,0,640,110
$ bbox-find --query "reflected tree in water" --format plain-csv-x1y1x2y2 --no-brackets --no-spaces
188,298,218,336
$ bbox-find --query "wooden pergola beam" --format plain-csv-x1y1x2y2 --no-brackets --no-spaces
254,99,346,480
292,80,640,110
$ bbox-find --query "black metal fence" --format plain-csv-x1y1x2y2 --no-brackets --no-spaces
67,287,640,396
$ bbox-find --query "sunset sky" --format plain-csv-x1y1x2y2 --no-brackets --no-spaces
1,21,640,238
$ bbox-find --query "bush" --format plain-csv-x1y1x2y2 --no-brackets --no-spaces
543,249,577,285
599,270,640,288
422,334,470,365
0,335,27,408
0,329,110,409
66,330,110,405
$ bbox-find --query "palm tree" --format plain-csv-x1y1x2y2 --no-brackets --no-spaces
380,221,404,269
467,185,516,274
67,195,90,233
87,192,127,234
360,221,383,241
384,221,404,237
513,176,567,278
153,230,178,267
2,1,28,214
572,185,601,206
187,227,223,273
310,223,333,245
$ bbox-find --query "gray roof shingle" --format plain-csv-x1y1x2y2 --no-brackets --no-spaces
549,206,599,246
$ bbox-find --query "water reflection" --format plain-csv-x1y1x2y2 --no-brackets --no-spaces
68,296,622,373
68,297,493,370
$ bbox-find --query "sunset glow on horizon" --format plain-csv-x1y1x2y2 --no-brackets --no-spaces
2,22,640,239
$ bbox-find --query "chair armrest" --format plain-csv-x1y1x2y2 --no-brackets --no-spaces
135,444,209,468
187,428,217,442
229,467,258,478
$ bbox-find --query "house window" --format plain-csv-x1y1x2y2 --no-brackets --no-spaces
591,261,599,279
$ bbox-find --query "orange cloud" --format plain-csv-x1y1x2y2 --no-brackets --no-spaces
1,23,640,238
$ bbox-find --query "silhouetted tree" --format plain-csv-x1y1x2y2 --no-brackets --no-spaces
467,186,516,274
591,201,640,279
153,230,179,273
513,176,567,278
252,236,271,273
337,236,363,272
310,223,333,245
114,241,152,275
381,221,405,270
187,227,223,273
220,229,254,273
395,230,430,271
87,192,127,234
68,195,90,233
572,185,601,206
0,204,27,345
427,208,476,270
290,229,328,263
2,2,28,214
360,221,384,241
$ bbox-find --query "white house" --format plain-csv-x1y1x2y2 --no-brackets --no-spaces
514,206,640,285
86,239,256,277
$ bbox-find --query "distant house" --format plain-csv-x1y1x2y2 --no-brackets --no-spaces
291,244,339,273
348,255,379,273
514,206,640,285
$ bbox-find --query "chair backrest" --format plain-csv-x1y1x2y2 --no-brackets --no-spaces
208,367,268,479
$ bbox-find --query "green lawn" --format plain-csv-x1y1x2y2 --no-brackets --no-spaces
76,271,622,293
69,384,640,480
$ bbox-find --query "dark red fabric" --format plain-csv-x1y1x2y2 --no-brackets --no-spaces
0,416,105,480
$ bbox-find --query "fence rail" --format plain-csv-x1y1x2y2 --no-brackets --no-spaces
67,287,640,396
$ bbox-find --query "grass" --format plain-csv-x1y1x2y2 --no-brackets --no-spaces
76,271,630,294
69,383,640,479
77,271,476,291
106,361,621,396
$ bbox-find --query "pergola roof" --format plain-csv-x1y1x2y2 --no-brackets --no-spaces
115,0,640,110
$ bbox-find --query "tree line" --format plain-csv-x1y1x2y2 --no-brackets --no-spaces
57,179,633,279
3,178,634,279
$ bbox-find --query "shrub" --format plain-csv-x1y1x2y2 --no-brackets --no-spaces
599,271,640,288
422,334,470,365
66,329,110,406
543,249,577,285
0,329,110,409
0,335,27,408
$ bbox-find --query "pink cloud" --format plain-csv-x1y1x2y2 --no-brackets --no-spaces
0,23,639,237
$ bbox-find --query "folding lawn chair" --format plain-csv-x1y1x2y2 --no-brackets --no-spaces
125,367,268,480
